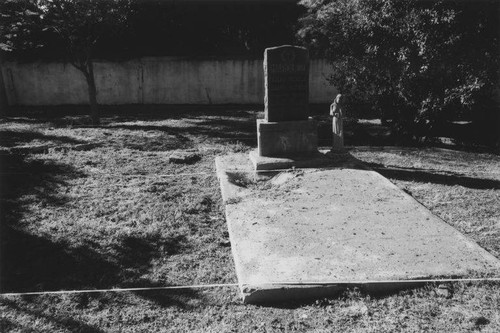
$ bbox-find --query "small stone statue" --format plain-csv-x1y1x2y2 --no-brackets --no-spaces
330,94,344,150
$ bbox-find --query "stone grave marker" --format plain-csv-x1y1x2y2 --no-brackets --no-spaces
252,45,318,162
264,45,309,122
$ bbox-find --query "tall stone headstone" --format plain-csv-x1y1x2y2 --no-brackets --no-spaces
264,46,309,122
252,45,319,162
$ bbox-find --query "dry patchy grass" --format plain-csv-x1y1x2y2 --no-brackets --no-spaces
1,109,499,332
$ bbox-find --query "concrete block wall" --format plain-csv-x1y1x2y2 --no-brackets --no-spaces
1,57,337,106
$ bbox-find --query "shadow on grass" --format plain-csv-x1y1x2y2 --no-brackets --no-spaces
1,143,201,308
0,152,108,293
4,104,261,120
106,114,258,148
0,148,113,330
111,235,203,309
2,227,115,292
4,106,394,149
133,288,202,310
367,162,500,190
2,216,198,308
0,129,86,148
114,234,188,274
5,105,499,153
254,285,428,309
3,105,260,128
0,297,105,333
105,124,195,151
4,105,261,150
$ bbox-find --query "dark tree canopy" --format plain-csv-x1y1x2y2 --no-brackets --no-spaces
298,0,500,144
127,1,304,58
1,0,305,61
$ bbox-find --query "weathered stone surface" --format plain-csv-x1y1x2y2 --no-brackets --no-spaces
330,94,345,150
257,119,317,157
435,284,453,298
264,45,309,122
249,149,344,171
215,153,500,304
168,151,200,164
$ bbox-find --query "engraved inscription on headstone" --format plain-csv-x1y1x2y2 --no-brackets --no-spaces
264,45,309,122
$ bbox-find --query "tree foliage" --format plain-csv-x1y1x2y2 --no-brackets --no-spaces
298,0,499,144
2,1,304,60
1,1,42,53
1,0,133,124
127,1,303,57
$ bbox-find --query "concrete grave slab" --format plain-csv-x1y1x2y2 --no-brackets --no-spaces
215,153,500,304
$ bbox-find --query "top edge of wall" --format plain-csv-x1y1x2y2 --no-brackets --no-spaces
2,56,331,65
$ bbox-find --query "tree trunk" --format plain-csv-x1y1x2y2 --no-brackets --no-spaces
85,60,99,125
0,56,9,118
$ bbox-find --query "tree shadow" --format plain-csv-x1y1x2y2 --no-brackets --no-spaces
5,105,498,153
107,128,194,151
2,222,200,308
0,129,86,148
2,227,111,292
107,115,258,148
132,286,202,310
0,151,114,293
0,133,201,308
113,234,189,285
0,297,106,333
112,234,203,309
105,123,194,149
4,104,260,124
0,145,127,327
99,105,260,122
0,153,82,211
366,162,500,190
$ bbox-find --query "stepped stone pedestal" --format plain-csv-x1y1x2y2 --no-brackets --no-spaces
252,45,324,170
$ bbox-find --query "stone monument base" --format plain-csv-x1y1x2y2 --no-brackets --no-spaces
257,118,317,157
328,148,349,156
250,149,347,171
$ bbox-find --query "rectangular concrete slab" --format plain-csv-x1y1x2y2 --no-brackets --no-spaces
215,153,500,304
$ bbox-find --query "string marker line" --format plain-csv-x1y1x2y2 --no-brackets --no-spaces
2,277,500,297
0,283,239,297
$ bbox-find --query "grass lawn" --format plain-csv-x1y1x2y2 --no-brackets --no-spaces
1,107,499,332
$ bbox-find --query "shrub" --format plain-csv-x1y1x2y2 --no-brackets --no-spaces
298,0,499,144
